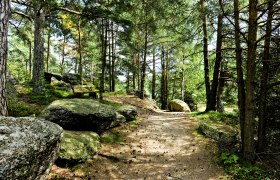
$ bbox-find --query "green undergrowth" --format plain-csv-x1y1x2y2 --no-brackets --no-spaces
101,130,126,145
192,110,239,126
220,151,270,180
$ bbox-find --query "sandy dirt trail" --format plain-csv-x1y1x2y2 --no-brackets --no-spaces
59,111,225,179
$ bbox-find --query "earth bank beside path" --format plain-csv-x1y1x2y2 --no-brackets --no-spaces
49,110,225,179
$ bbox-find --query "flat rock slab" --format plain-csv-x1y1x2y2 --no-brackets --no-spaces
41,99,125,134
0,117,63,180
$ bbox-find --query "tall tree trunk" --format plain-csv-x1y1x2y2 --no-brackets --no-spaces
161,47,166,109
234,0,246,153
108,21,112,91
0,0,10,116
32,4,45,94
165,50,169,107
100,19,108,100
181,59,185,100
29,40,32,78
61,35,66,74
46,27,51,73
257,1,273,152
152,44,156,99
207,1,224,111
78,18,83,83
140,23,148,99
200,0,211,110
137,51,141,90
133,52,136,90
244,0,258,161
111,22,116,92
217,61,225,113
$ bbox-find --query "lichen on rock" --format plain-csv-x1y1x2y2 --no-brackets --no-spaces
0,117,63,180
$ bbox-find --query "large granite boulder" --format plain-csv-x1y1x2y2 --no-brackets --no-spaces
0,117,63,180
57,131,101,165
168,99,191,112
117,105,137,121
41,99,125,134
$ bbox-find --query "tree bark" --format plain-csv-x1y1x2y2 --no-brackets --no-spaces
234,0,246,153
244,0,258,161
217,61,225,113
207,1,224,111
32,3,45,94
46,27,51,73
0,0,10,116
257,1,273,153
152,44,156,99
111,22,116,92
78,18,83,84
200,0,211,111
161,47,166,109
140,23,148,99
61,35,66,74
29,40,32,78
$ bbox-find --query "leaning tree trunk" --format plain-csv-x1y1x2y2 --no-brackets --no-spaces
243,0,258,161
257,1,273,153
32,4,45,94
0,0,10,116
234,0,246,153
207,2,224,111
200,0,211,111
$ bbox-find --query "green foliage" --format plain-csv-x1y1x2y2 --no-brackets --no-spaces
220,152,268,180
193,111,239,126
8,101,41,117
101,130,125,145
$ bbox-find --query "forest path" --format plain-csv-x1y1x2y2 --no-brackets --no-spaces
69,111,225,179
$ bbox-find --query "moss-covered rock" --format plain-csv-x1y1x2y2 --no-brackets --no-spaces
0,117,63,180
41,99,125,133
168,99,191,112
117,105,137,121
57,131,100,165
198,122,238,144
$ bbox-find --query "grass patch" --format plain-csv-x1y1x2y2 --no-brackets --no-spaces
192,111,239,126
101,130,126,145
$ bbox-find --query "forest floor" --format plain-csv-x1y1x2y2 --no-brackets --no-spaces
48,96,227,179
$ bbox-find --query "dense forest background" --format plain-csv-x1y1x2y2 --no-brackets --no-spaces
0,0,280,172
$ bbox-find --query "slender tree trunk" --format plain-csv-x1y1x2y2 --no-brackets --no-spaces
165,50,169,107
152,44,156,99
108,21,112,91
257,1,273,152
161,47,166,109
243,0,258,161
0,0,10,116
78,18,83,83
126,70,130,93
234,0,246,153
32,4,45,94
29,40,32,78
100,19,108,100
207,2,224,111
181,59,185,100
137,51,141,90
111,23,116,92
61,35,66,74
200,0,211,110
217,61,225,113
46,27,51,73
133,52,136,90
140,23,148,99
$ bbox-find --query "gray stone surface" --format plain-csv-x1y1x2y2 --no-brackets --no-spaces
0,117,63,180
41,99,126,134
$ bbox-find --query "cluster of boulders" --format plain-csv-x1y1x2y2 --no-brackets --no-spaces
0,98,137,179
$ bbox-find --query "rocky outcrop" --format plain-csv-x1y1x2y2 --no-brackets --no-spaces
168,99,191,112
57,131,101,165
117,105,137,121
198,123,238,144
0,117,63,180
41,99,126,134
